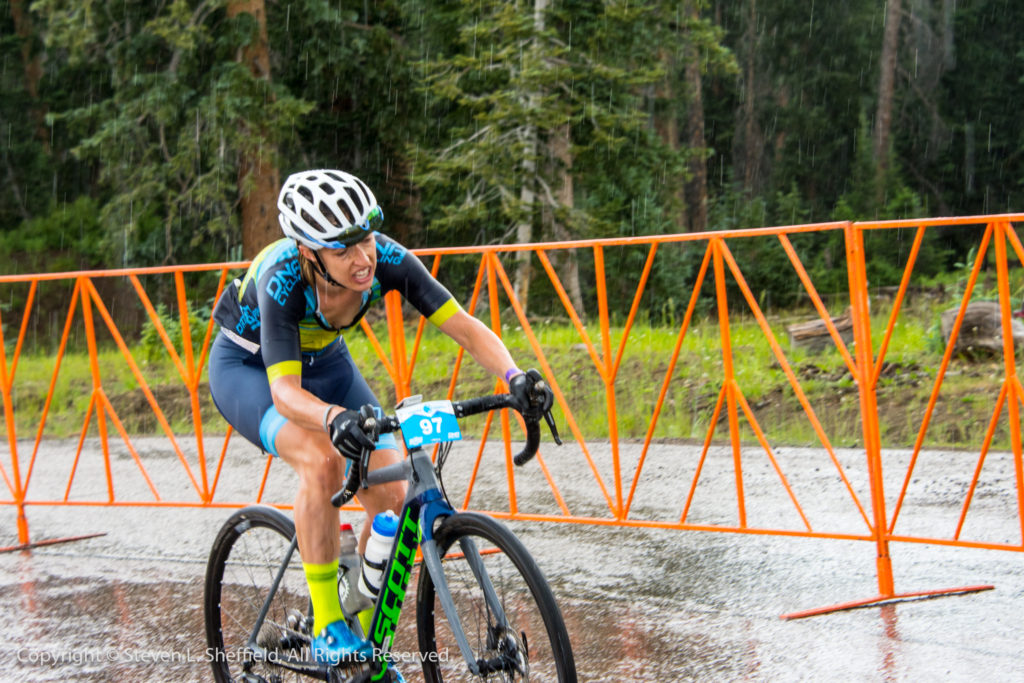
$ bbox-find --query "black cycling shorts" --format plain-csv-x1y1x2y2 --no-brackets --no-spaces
208,331,397,456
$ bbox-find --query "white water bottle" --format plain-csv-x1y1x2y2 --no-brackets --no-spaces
338,523,373,621
358,510,399,599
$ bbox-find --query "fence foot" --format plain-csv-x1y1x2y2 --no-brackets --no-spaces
0,532,107,554
780,584,995,620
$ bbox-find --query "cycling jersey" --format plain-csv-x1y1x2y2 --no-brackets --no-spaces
212,234,461,384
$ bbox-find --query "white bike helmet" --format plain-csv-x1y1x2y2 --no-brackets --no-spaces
277,169,383,250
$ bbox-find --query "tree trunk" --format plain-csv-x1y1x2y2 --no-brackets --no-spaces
682,0,707,233
515,137,536,313
227,0,281,258
10,0,49,150
874,0,902,186
654,48,687,232
549,122,584,315
737,0,763,195
382,156,421,247
513,0,550,313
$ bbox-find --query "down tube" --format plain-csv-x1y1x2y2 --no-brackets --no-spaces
368,498,422,667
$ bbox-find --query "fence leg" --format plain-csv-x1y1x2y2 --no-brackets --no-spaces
16,503,29,545
779,221,997,619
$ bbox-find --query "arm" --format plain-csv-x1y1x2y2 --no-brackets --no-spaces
438,309,521,382
269,374,343,432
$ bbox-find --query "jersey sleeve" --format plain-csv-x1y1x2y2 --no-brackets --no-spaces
255,258,307,384
375,235,462,326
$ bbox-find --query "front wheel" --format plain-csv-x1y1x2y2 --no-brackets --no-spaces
416,512,576,682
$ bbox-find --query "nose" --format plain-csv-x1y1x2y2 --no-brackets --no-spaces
352,240,374,265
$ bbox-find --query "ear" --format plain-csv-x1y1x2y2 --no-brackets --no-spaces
297,244,316,261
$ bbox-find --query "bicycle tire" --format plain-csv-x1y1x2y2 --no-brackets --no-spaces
204,505,312,683
415,512,576,682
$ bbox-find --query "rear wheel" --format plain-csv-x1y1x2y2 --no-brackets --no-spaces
415,512,576,682
204,506,311,683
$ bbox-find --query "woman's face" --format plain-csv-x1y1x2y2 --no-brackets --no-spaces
305,233,377,291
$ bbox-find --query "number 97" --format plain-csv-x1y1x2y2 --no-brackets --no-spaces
420,417,443,435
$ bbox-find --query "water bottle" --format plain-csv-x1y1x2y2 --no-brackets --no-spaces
358,510,399,599
338,522,373,633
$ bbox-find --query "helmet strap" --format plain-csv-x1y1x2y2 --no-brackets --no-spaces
312,250,350,289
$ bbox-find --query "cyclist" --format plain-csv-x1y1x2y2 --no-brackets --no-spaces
207,169,550,675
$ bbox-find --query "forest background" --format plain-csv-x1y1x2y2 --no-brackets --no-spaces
1,0,1023,451
0,0,1021,317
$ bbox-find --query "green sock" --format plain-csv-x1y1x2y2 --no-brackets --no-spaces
303,559,345,636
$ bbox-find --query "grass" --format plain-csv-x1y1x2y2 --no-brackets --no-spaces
2,299,1020,451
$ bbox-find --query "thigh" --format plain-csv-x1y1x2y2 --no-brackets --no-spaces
302,338,381,410
208,333,274,451
305,340,399,452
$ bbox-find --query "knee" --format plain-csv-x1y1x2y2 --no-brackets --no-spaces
286,441,345,497
376,480,406,511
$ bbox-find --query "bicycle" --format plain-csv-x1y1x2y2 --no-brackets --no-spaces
204,370,577,682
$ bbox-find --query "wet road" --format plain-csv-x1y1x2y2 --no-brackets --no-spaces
2,438,1023,681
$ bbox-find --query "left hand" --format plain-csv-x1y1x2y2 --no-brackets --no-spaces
509,369,554,419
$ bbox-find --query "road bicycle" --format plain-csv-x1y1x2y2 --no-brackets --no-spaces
204,371,577,682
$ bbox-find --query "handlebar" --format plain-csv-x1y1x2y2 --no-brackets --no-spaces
367,390,552,465
331,379,561,508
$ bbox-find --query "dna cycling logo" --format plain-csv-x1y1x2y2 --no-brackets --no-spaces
235,304,260,334
265,260,302,305
376,241,406,265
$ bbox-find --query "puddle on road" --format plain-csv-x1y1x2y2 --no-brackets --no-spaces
1,551,741,683
3,563,207,681
3,506,1024,682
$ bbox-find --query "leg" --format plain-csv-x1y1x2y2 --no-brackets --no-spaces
354,446,407,553
313,338,408,552
274,422,347,566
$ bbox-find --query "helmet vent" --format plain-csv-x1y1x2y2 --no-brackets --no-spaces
319,182,336,195
299,210,318,230
297,186,314,203
344,186,364,214
319,201,343,227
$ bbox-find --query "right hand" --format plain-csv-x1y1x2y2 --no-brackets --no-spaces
329,408,375,460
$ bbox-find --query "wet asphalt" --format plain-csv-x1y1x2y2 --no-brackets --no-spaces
2,436,1023,682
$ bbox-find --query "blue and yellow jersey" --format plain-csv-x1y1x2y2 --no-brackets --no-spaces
212,234,461,384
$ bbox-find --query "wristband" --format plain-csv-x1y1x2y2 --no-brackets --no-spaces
504,368,523,384
322,404,336,433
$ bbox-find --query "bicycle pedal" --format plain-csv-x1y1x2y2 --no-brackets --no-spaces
238,674,270,683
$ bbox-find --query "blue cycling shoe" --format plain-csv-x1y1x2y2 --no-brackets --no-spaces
311,619,364,665
310,620,405,682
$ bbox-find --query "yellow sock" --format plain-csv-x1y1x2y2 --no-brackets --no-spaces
357,607,373,636
303,559,345,635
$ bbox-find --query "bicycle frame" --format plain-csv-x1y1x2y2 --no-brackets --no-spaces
361,443,502,679
241,444,502,681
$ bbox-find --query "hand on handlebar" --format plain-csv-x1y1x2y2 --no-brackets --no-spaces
509,369,554,419
509,369,561,464
329,408,375,460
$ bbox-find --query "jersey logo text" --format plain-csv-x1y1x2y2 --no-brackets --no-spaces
266,260,302,305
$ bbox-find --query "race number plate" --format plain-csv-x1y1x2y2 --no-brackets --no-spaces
395,400,462,449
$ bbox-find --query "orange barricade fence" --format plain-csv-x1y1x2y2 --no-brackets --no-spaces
1,215,1022,616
